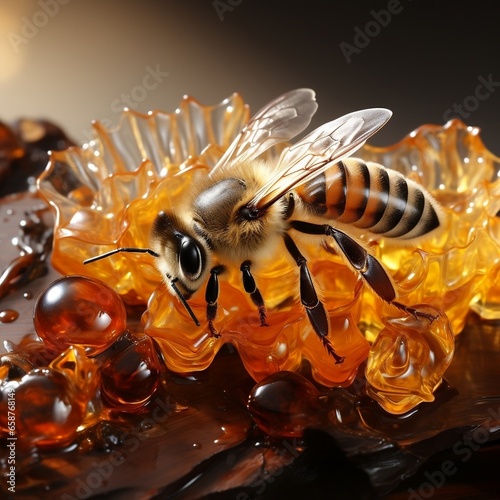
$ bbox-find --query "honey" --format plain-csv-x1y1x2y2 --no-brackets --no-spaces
32,95,500,418
100,333,162,411
33,275,127,356
365,305,454,414
0,345,99,448
0,309,19,323
0,89,497,489
1,276,168,452
247,371,323,438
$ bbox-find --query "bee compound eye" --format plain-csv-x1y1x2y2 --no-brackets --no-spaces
179,236,203,280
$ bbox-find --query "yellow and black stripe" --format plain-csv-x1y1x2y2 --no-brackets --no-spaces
297,158,441,240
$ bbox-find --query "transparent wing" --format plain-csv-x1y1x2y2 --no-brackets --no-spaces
209,88,318,178
249,108,392,211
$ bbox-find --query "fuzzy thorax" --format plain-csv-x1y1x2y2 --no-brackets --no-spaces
192,161,288,264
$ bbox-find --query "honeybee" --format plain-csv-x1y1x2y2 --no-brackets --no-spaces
85,89,444,364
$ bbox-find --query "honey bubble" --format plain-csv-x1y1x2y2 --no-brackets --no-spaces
100,334,162,411
247,371,323,438
0,368,84,447
34,275,127,356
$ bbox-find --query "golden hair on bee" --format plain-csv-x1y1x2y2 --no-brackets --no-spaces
189,160,288,263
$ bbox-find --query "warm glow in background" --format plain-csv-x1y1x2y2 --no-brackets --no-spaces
1,0,499,150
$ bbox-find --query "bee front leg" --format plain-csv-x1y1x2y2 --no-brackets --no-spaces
290,220,437,323
240,261,268,326
283,234,345,364
205,266,223,338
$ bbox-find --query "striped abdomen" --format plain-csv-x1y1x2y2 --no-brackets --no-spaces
296,158,442,240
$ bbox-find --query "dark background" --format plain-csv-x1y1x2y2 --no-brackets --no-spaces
1,0,500,152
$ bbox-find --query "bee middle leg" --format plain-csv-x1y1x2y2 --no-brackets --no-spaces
240,261,268,326
283,234,345,364
205,266,224,338
290,220,437,323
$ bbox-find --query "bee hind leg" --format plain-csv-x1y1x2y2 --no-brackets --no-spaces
392,301,438,323
324,227,437,323
240,261,268,326
283,234,345,364
291,220,437,324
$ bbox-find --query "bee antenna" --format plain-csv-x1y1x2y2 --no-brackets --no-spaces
83,247,160,264
170,279,201,327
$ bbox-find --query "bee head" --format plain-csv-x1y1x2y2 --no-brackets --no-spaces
150,211,211,298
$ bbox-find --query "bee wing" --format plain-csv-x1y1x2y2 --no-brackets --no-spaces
249,108,392,210
209,88,318,177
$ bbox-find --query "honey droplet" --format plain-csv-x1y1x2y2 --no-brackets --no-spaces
0,368,84,447
0,309,19,323
247,371,323,438
100,334,162,411
23,291,33,300
34,276,127,356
